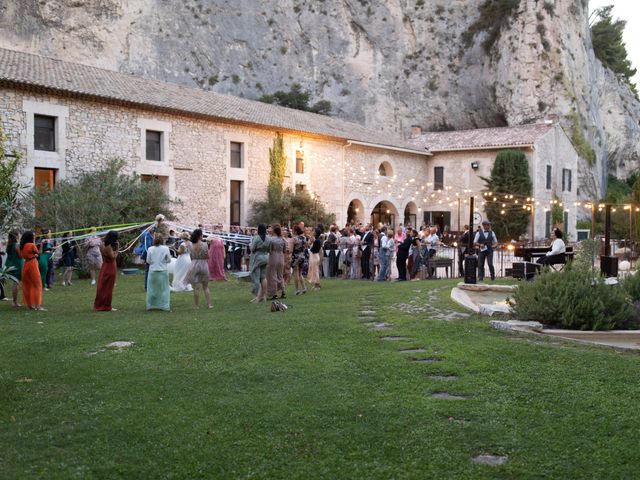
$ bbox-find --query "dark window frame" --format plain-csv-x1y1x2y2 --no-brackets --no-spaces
295,150,305,174
230,141,243,168
230,180,243,226
34,115,56,152
434,166,444,191
546,165,552,190
145,130,162,161
562,168,572,192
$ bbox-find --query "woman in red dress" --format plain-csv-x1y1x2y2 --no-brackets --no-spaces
94,231,119,312
19,231,44,311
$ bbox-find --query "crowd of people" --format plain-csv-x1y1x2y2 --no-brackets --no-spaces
2,213,536,312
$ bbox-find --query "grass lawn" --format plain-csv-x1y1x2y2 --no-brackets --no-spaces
1,274,640,479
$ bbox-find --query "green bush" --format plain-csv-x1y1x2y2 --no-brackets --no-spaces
31,158,176,231
510,267,632,330
622,270,640,302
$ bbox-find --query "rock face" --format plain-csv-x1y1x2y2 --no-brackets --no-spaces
1,0,638,194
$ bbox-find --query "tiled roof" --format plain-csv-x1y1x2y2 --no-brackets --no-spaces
409,123,555,152
0,48,427,155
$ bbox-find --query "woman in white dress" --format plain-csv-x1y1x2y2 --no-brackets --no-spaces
171,232,193,292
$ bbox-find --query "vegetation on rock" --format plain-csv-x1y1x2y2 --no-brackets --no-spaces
462,0,520,53
259,83,332,115
590,5,638,97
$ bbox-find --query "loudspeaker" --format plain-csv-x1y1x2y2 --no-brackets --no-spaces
600,255,618,278
464,255,477,284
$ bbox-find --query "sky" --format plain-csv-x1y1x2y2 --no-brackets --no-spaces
589,0,640,85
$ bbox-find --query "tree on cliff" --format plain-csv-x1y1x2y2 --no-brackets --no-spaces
590,5,637,96
259,83,332,115
482,150,532,241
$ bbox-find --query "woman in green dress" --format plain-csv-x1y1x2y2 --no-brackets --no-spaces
249,224,271,303
145,233,171,311
38,243,52,292
5,232,23,307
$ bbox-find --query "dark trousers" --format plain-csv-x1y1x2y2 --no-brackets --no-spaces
458,249,466,277
478,250,495,280
537,253,564,266
396,252,408,281
47,258,54,287
328,249,339,277
361,247,371,279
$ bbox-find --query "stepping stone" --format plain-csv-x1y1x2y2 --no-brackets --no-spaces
360,310,376,315
369,326,392,331
106,341,134,348
472,455,508,466
380,336,410,341
411,358,442,364
431,392,466,400
399,348,426,353
430,374,458,381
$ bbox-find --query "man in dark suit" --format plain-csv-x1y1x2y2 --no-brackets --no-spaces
361,224,374,279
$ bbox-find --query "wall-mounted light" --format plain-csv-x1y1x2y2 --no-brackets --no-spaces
471,161,479,170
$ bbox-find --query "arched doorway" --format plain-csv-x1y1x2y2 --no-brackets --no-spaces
347,199,365,225
371,201,398,228
404,201,418,228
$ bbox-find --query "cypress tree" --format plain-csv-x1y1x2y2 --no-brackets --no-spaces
483,150,533,241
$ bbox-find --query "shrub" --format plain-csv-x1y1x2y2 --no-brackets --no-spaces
510,267,632,330
482,150,532,241
31,158,176,232
622,270,640,302
462,0,520,53
259,83,332,116
0,127,29,235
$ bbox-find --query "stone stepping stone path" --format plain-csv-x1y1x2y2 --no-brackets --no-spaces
380,336,411,341
399,348,426,354
370,325,392,332
107,341,135,348
410,357,442,364
431,392,466,401
472,454,508,466
430,374,458,381
359,310,376,316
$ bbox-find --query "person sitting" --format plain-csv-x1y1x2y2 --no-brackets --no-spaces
537,228,566,266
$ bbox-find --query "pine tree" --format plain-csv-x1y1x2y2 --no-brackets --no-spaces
591,6,637,97
483,150,533,241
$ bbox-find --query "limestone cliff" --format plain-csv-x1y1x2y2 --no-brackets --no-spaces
1,0,638,196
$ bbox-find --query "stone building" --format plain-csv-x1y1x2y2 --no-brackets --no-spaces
0,48,577,240
409,123,579,240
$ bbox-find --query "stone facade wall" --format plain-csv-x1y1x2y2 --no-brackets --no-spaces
0,87,578,238
0,87,429,228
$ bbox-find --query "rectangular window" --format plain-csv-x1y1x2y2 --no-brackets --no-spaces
34,168,56,192
562,169,572,192
545,210,552,238
230,180,243,226
434,166,444,190
34,115,56,152
145,130,162,161
230,141,243,168
546,165,552,190
295,149,304,174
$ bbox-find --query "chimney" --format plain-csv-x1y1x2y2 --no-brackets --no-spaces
409,125,422,138
544,114,559,125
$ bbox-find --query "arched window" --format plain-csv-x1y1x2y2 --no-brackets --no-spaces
378,161,393,177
